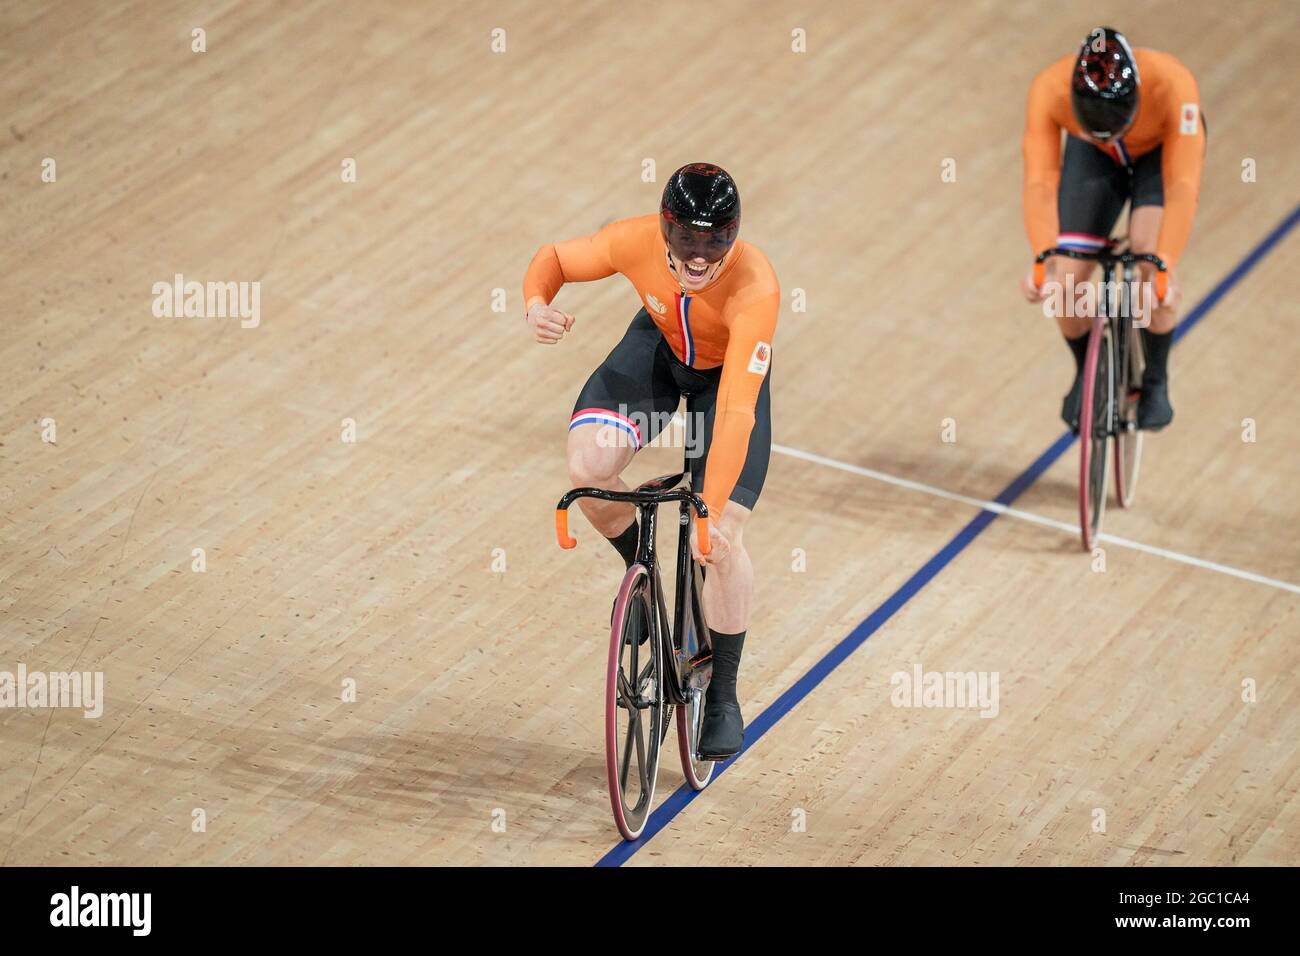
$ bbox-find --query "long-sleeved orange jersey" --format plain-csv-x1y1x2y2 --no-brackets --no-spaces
524,215,780,520
1023,49,1205,267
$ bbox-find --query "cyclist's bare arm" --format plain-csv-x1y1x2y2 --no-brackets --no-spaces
522,223,627,343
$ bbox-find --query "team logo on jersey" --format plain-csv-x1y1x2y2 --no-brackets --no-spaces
646,294,667,315
747,341,771,375
1180,103,1199,135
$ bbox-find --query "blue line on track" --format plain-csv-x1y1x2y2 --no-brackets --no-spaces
595,203,1300,868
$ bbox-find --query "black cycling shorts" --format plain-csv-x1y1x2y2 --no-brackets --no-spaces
1057,113,1207,251
1056,135,1164,250
569,309,772,511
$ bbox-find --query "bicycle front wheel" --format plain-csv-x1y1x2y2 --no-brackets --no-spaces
1078,321,1114,551
606,564,664,841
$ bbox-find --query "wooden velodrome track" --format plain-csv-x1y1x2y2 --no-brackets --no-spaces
2,0,1297,867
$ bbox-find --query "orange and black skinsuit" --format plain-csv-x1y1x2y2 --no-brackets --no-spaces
1023,46,1204,432
1023,48,1205,264
524,214,780,523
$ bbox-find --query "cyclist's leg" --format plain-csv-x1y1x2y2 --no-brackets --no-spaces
567,309,680,560
685,365,771,757
1055,137,1127,329
1128,148,1173,331
700,502,753,629
1054,136,1127,427
1128,146,1175,429
687,369,770,632
1129,207,1172,331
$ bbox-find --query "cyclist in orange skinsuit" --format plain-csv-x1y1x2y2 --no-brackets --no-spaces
523,163,779,759
1021,27,1205,431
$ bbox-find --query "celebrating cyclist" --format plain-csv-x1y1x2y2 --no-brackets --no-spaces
523,163,779,760
1021,27,1205,431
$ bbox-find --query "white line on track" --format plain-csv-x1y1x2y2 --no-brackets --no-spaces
771,442,1300,596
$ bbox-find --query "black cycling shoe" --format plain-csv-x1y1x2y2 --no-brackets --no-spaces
697,697,744,760
1061,372,1084,433
1138,382,1174,431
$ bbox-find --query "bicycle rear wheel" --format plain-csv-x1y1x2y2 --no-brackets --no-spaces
606,564,664,841
1113,315,1145,508
1078,320,1114,551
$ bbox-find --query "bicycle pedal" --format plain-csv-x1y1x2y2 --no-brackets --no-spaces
696,749,738,763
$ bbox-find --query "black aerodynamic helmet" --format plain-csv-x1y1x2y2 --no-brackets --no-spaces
1071,27,1140,141
659,163,741,263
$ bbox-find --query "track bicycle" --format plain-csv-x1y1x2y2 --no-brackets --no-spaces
1033,241,1168,550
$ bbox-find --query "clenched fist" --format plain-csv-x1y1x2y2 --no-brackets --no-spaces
526,300,575,345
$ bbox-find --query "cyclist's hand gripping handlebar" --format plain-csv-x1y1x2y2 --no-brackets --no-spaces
1032,247,1168,303
554,488,711,556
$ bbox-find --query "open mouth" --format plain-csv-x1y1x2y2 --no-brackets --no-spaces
683,261,710,280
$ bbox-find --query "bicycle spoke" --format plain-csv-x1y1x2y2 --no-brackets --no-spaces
633,712,649,793
619,707,639,791
616,669,634,705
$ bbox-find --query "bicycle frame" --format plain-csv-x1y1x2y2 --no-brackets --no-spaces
1033,242,1166,548
555,476,712,705
1033,241,1167,439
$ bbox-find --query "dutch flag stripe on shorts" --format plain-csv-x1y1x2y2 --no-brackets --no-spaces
569,407,642,449
1057,233,1109,251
